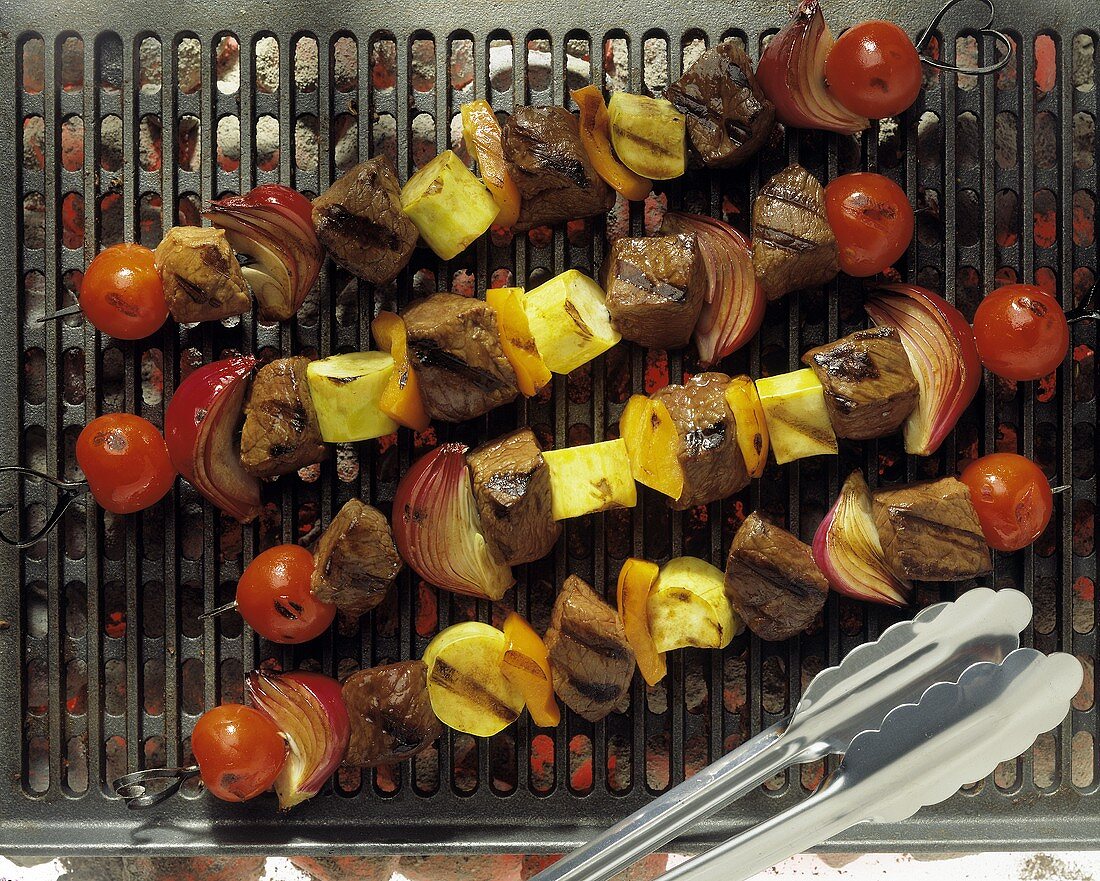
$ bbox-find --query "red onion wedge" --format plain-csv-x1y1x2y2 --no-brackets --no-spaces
812,470,912,607
865,283,982,457
662,212,765,367
757,0,869,135
246,670,350,811
393,444,515,600
205,185,322,321
165,356,261,522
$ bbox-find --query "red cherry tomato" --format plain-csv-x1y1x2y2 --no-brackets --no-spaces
824,173,914,277
972,284,1070,381
80,243,169,340
236,544,334,644
825,21,923,119
75,413,176,514
191,704,287,802
959,453,1053,552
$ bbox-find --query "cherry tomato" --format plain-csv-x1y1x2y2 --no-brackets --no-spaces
80,243,169,340
191,704,287,802
959,452,1053,552
825,21,923,119
236,544,334,643
972,284,1070,381
824,173,914,277
75,413,176,514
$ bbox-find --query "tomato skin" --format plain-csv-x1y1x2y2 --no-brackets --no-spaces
825,21,923,119
191,704,287,802
959,453,1053,552
75,414,176,514
972,285,1069,381
236,544,334,644
825,173,914,277
80,243,168,340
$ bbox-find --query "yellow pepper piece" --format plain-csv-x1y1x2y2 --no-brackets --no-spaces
486,287,552,397
616,557,665,686
571,86,653,202
723,375,770,479
461,100,522,229
501,612,561,728
371,311,430,432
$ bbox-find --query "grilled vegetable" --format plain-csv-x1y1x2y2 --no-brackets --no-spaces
190,704,288,802
311,499,403,618
240,356,328,480
501,612,560,728
723,375,769,479
422,622,525,737
305,352,398,443
81,243,168,339
755,368,838,465
155,226,251,324
619,394,684,502
607,92,687,180
461,99,522,228
647,556,739,652
616,558,666,686
400,150,500,260
572,85,653,201
371,311,430,431
485,286,552,397
522,270,621,374
342,662,443,768
542,439,637,520
236,544,335,644
959,453,1054,553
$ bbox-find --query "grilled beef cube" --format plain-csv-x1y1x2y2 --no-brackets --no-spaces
802,326,919,441
402,293,519,422
240,356,328,479
466,428,561,567
601,233,705,349
725,512,829,641
873,478,993,582
751,164,838,301
155,226,251,324
342,662,442,768
545,575,636,722
311,499,403,618
311,155,418,284
652,372,750,510
501,106,615,231
666,41,775,169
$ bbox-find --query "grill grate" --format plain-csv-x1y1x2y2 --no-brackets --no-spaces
0,0,1096,855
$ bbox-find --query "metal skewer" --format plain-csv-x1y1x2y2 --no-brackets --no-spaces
529,587,1032,881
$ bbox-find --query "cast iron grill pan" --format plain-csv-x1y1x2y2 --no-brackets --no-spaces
0,0,1096,855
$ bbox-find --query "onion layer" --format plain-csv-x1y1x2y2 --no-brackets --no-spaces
865,283,982,457
812,470,911,607
662,212,764,367
756,0,869,135
205,185,322,321
246,670,350,811
393,444,515,600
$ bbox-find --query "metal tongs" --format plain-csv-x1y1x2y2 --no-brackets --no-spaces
531,587,1035,881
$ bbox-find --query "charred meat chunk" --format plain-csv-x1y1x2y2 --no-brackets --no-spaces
873,478,993,582
240,356,328,479
402,293,519,422
751,164,838,301
666,41,775,169
466,428,561,567
502,106,615,231
652,372,750,510
802,326,919,440
725,512,828,641
311,155,418,284
311,499,403,618
601,233,705,349
545,575,636,722
342,662,442,768
155,226,251,324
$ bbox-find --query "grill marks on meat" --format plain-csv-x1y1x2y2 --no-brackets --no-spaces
501,106,615,231
652,373,750,510
725,512,828,641
155,226,252,323
466,428,561,567
401,293,519,422
311,499,402,618
802,326,919,440
601,234,706,349
873,478,993,581
545,575,636,722
311,155,418,284
751,164,838,301
342,662,442,768
240,356,327,479
666,41,775,168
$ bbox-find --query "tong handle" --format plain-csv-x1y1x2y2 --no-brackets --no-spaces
530,721,798,881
